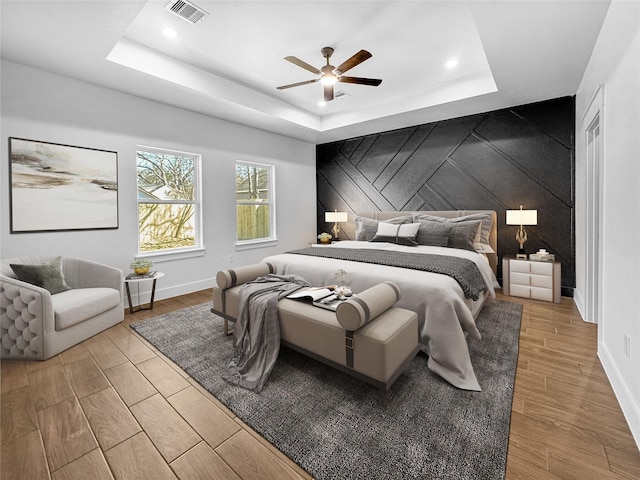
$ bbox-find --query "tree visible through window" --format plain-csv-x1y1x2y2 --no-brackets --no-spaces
137,148,201,253
236,161,274,242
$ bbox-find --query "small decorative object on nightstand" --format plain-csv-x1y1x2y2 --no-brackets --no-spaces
529,249,555,262
503,256,560,303
317,232,332,244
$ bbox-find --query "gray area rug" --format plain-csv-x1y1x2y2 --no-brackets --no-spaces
131,298,522,480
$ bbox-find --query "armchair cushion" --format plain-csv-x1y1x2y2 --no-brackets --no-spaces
53,288,122,330
10,256,70,294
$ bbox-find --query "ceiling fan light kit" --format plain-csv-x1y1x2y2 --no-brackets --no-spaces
277,46,382,102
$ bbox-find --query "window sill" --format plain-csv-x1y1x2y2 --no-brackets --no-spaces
135,248,205,263
235,239,278,251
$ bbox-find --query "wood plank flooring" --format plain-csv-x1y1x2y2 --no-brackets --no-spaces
1,289,639,479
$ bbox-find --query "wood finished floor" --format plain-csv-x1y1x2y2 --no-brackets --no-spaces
2,290,640,479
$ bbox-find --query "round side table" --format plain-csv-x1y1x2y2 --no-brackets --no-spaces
124,272,165,314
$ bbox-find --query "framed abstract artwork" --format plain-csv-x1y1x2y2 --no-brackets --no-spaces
9,137,119,233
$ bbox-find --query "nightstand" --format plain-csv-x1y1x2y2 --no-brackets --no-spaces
502,257,561,303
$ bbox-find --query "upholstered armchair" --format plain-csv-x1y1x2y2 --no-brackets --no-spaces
1,256,124,360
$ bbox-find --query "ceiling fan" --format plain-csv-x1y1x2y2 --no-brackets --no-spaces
276,47,382,102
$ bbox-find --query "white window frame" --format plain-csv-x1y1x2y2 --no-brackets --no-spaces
235,160,276,248
136,145,203,261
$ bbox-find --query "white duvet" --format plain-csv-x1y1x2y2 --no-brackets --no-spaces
263,241,499,391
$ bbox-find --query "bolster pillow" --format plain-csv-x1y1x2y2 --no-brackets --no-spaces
216,262,276,289
336,281,401,331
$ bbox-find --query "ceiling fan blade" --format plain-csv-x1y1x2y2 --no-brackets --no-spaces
334,50,372,75
276,79,319,90
324,84,334,102
339,76,382,86
284,56,321,75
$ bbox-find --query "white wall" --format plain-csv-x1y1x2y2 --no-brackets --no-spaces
0,60,317,302
575,0,640,448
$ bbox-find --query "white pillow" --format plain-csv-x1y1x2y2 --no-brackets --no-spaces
371,222,421,246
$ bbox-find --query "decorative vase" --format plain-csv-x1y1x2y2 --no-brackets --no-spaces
319,238,331,244
134,267,149,275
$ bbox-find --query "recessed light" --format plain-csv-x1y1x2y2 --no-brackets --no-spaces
318,101,327,107
162,28,178,38
445,59,458,70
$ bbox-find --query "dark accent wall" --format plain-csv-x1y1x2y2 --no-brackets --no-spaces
316,96,575,296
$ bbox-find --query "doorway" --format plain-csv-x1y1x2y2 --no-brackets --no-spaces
582,85,604,327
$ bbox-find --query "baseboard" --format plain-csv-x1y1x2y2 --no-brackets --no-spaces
573,288,586,322
598,342,640,452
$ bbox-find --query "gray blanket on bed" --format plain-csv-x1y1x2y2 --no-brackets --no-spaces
289,247,487,300
223,274,308,391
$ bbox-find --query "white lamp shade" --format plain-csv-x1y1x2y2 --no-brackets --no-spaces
506,209,537,226
325,211,348,223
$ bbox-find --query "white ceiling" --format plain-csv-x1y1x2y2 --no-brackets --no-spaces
0,0,611,144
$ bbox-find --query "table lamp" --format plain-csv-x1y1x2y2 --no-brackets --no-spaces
506,205,537,259
325,210,348,240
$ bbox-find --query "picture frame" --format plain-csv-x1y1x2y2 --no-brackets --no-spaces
9,137,119,233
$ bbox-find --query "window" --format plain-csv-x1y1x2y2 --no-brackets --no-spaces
136,147,201,254
236,161,275,244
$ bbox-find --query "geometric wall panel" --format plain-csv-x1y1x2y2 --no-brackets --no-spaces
317,96,575,296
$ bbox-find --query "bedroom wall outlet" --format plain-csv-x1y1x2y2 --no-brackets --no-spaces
228,254,234,263
624,334,631,359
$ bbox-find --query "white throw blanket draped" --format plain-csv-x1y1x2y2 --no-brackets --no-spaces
223,274,308,391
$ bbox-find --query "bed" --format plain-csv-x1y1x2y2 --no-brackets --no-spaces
262,210,500,391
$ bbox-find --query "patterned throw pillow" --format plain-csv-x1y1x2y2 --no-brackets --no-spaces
354,215,411,241
370,222,421,246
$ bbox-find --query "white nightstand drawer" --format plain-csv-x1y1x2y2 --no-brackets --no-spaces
510,260,532,273
530,262,553,276
530,286,553,302
509,284,554,302
530,274,553,289
510,284,532,298
511,272,531,285
510,272,553,289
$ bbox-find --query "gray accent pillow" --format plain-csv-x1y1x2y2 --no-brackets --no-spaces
354,215,411,241
10,256,71,294
414,220,451,247
412,213,492,244
447,221,482,251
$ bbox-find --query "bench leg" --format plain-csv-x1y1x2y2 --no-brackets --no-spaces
223,319,234,336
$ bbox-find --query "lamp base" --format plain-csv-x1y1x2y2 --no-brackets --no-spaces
516,253,528,259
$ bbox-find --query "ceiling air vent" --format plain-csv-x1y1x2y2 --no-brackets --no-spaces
165,0,209,24
334,90,351,100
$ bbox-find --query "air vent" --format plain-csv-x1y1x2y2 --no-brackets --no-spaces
334,90,351,100
165,0,209,24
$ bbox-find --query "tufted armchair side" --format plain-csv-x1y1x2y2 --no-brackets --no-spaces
60,257,123,291
1,256,124,360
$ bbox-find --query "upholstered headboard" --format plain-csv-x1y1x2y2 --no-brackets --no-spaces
355,210,498,275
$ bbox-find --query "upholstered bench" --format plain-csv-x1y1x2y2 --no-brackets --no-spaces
213,263,420,390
